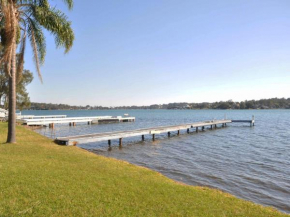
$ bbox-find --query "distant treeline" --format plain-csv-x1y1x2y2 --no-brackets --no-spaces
27,98,290,110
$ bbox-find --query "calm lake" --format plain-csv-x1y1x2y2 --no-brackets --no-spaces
22,109,290,213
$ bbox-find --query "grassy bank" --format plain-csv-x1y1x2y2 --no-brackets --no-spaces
0,123,288,216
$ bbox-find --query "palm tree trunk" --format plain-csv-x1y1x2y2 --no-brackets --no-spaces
6,43,17,143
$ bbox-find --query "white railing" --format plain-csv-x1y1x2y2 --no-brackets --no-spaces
23,116,114,125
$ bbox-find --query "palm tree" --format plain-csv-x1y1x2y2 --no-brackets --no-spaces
0,0,74,143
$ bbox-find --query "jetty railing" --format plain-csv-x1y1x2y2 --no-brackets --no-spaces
17,115,67,119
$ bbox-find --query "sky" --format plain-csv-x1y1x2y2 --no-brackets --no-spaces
24,0,290,106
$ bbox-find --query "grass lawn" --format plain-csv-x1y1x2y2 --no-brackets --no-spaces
0,123,288,216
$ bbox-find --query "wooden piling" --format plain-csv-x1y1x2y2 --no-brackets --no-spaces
142,135,145,141
177,130,180,135
108,140,111,146
196,127,198,133
119,138,122,146
187,128,189,133
215,124,217,129
152,134,155,141
202,126,205,131
211,125,213,129
252,115,255,126
168,132,171,137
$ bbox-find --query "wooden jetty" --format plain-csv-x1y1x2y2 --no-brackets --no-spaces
55,118,254,146
22,116,135,128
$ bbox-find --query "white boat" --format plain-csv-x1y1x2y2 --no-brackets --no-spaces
124,114,129,117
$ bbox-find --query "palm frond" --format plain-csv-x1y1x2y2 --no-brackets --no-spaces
26,17,46,63
27,21,43,83
32,6,74,53
16,30,26,83
61,0,73,10
17,0,73,10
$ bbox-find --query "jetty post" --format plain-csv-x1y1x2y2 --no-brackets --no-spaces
251,115,255,127
119,138,123,146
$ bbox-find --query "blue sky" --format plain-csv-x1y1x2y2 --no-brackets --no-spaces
24,0,290,106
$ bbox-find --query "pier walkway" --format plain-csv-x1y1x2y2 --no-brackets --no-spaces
56,119,252,146
56,117,255,146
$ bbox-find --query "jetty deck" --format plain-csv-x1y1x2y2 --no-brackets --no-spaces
23,116,135,127
56,119,234,146
56,116,255,146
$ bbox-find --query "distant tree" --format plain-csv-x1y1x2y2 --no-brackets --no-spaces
27,98,290,110
217,102,231,109
16,70,33,110
0,68,33,110
0,66,8,107
239,101,246,109
149,104,160,109
245,101,255,109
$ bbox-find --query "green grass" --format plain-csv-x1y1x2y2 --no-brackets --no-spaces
0,123,288,217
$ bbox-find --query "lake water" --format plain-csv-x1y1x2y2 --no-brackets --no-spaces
22,109,290,213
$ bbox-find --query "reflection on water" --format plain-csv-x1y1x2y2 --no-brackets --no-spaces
23,109,290,214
